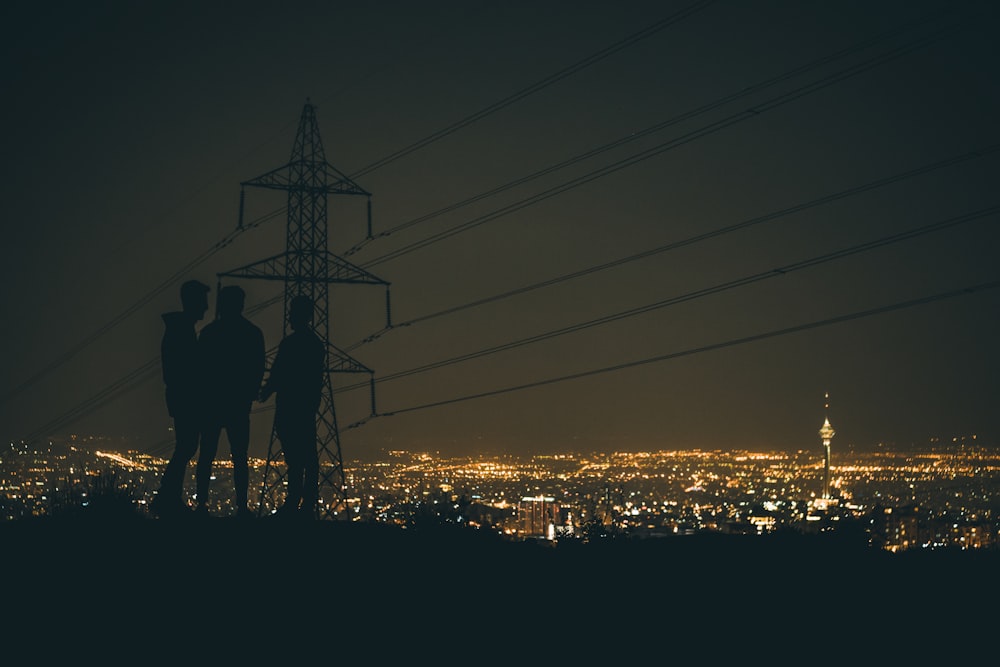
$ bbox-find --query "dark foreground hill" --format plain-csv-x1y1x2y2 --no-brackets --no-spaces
3,516,997,661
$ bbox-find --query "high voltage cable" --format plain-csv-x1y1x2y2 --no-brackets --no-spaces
335,205,998,395
342,144,996,345
350,279,1000,423
346,0,718,179
0,206,284,409
344,8,950,256
20,361,161,445
358,24,965,269
298,12,982,345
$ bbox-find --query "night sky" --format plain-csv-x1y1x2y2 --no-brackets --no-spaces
2,0,998,460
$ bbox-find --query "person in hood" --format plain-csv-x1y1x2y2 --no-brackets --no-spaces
152,279,210,518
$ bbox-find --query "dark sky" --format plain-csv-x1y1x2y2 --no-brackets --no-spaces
2,0,998,459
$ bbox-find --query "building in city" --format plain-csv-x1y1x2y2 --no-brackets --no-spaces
518,495,560,539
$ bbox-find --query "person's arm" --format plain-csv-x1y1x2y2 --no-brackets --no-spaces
245,329,267,404
160,331,176,387
310,339,325,411
259,341,282,402
254,330,266,389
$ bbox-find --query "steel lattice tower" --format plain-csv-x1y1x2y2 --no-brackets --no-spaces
219,99,391,520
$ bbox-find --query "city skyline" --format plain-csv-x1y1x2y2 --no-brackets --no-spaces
5,431,999,548
2,1,998,461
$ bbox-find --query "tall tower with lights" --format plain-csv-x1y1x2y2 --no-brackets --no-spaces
219,100,391,520
819,393,835,500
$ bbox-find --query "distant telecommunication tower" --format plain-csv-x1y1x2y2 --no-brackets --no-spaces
219,99,391,520
819,393,835,500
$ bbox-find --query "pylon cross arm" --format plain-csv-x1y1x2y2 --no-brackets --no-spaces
241,162,371,197
326,342,373,374
218,251,389,285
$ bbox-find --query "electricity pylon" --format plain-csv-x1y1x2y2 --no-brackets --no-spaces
219,99,391,520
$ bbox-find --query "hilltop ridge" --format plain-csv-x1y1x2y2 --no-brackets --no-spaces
4,515,997,660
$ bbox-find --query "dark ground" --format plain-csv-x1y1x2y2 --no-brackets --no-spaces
3,515,996,661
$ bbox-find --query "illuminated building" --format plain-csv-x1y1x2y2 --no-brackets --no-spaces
518,495,560,539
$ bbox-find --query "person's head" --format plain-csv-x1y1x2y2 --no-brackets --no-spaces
180,280,211,321
217,285,246,319
289,295,314,331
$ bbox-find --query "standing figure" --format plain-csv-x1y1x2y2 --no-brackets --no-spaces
153,279,210,518
259,295,325,519
196,285,266,518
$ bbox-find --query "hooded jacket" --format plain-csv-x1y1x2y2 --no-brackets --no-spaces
161,311,204,419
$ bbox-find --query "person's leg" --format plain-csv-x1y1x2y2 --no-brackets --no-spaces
196,421,222,510
277,422,303,512
283,449,304,512
156,416,199,513
302,423,319,516
228,412,251,512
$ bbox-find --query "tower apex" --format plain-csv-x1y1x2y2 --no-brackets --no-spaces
820,392,834,441
820,417,835,442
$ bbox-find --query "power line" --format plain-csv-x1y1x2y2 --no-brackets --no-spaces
358,24,964,269
355,279,1000,422
337,205,998,394
366,144,997,336
20,361,161,445
347,0,718,179
344,8,950,255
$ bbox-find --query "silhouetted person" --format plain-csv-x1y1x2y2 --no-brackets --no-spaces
196,285,266,518
153,279,210,518
259,295,324,519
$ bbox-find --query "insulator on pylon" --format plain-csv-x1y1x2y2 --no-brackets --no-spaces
366,196,373,239
237,187,245,229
